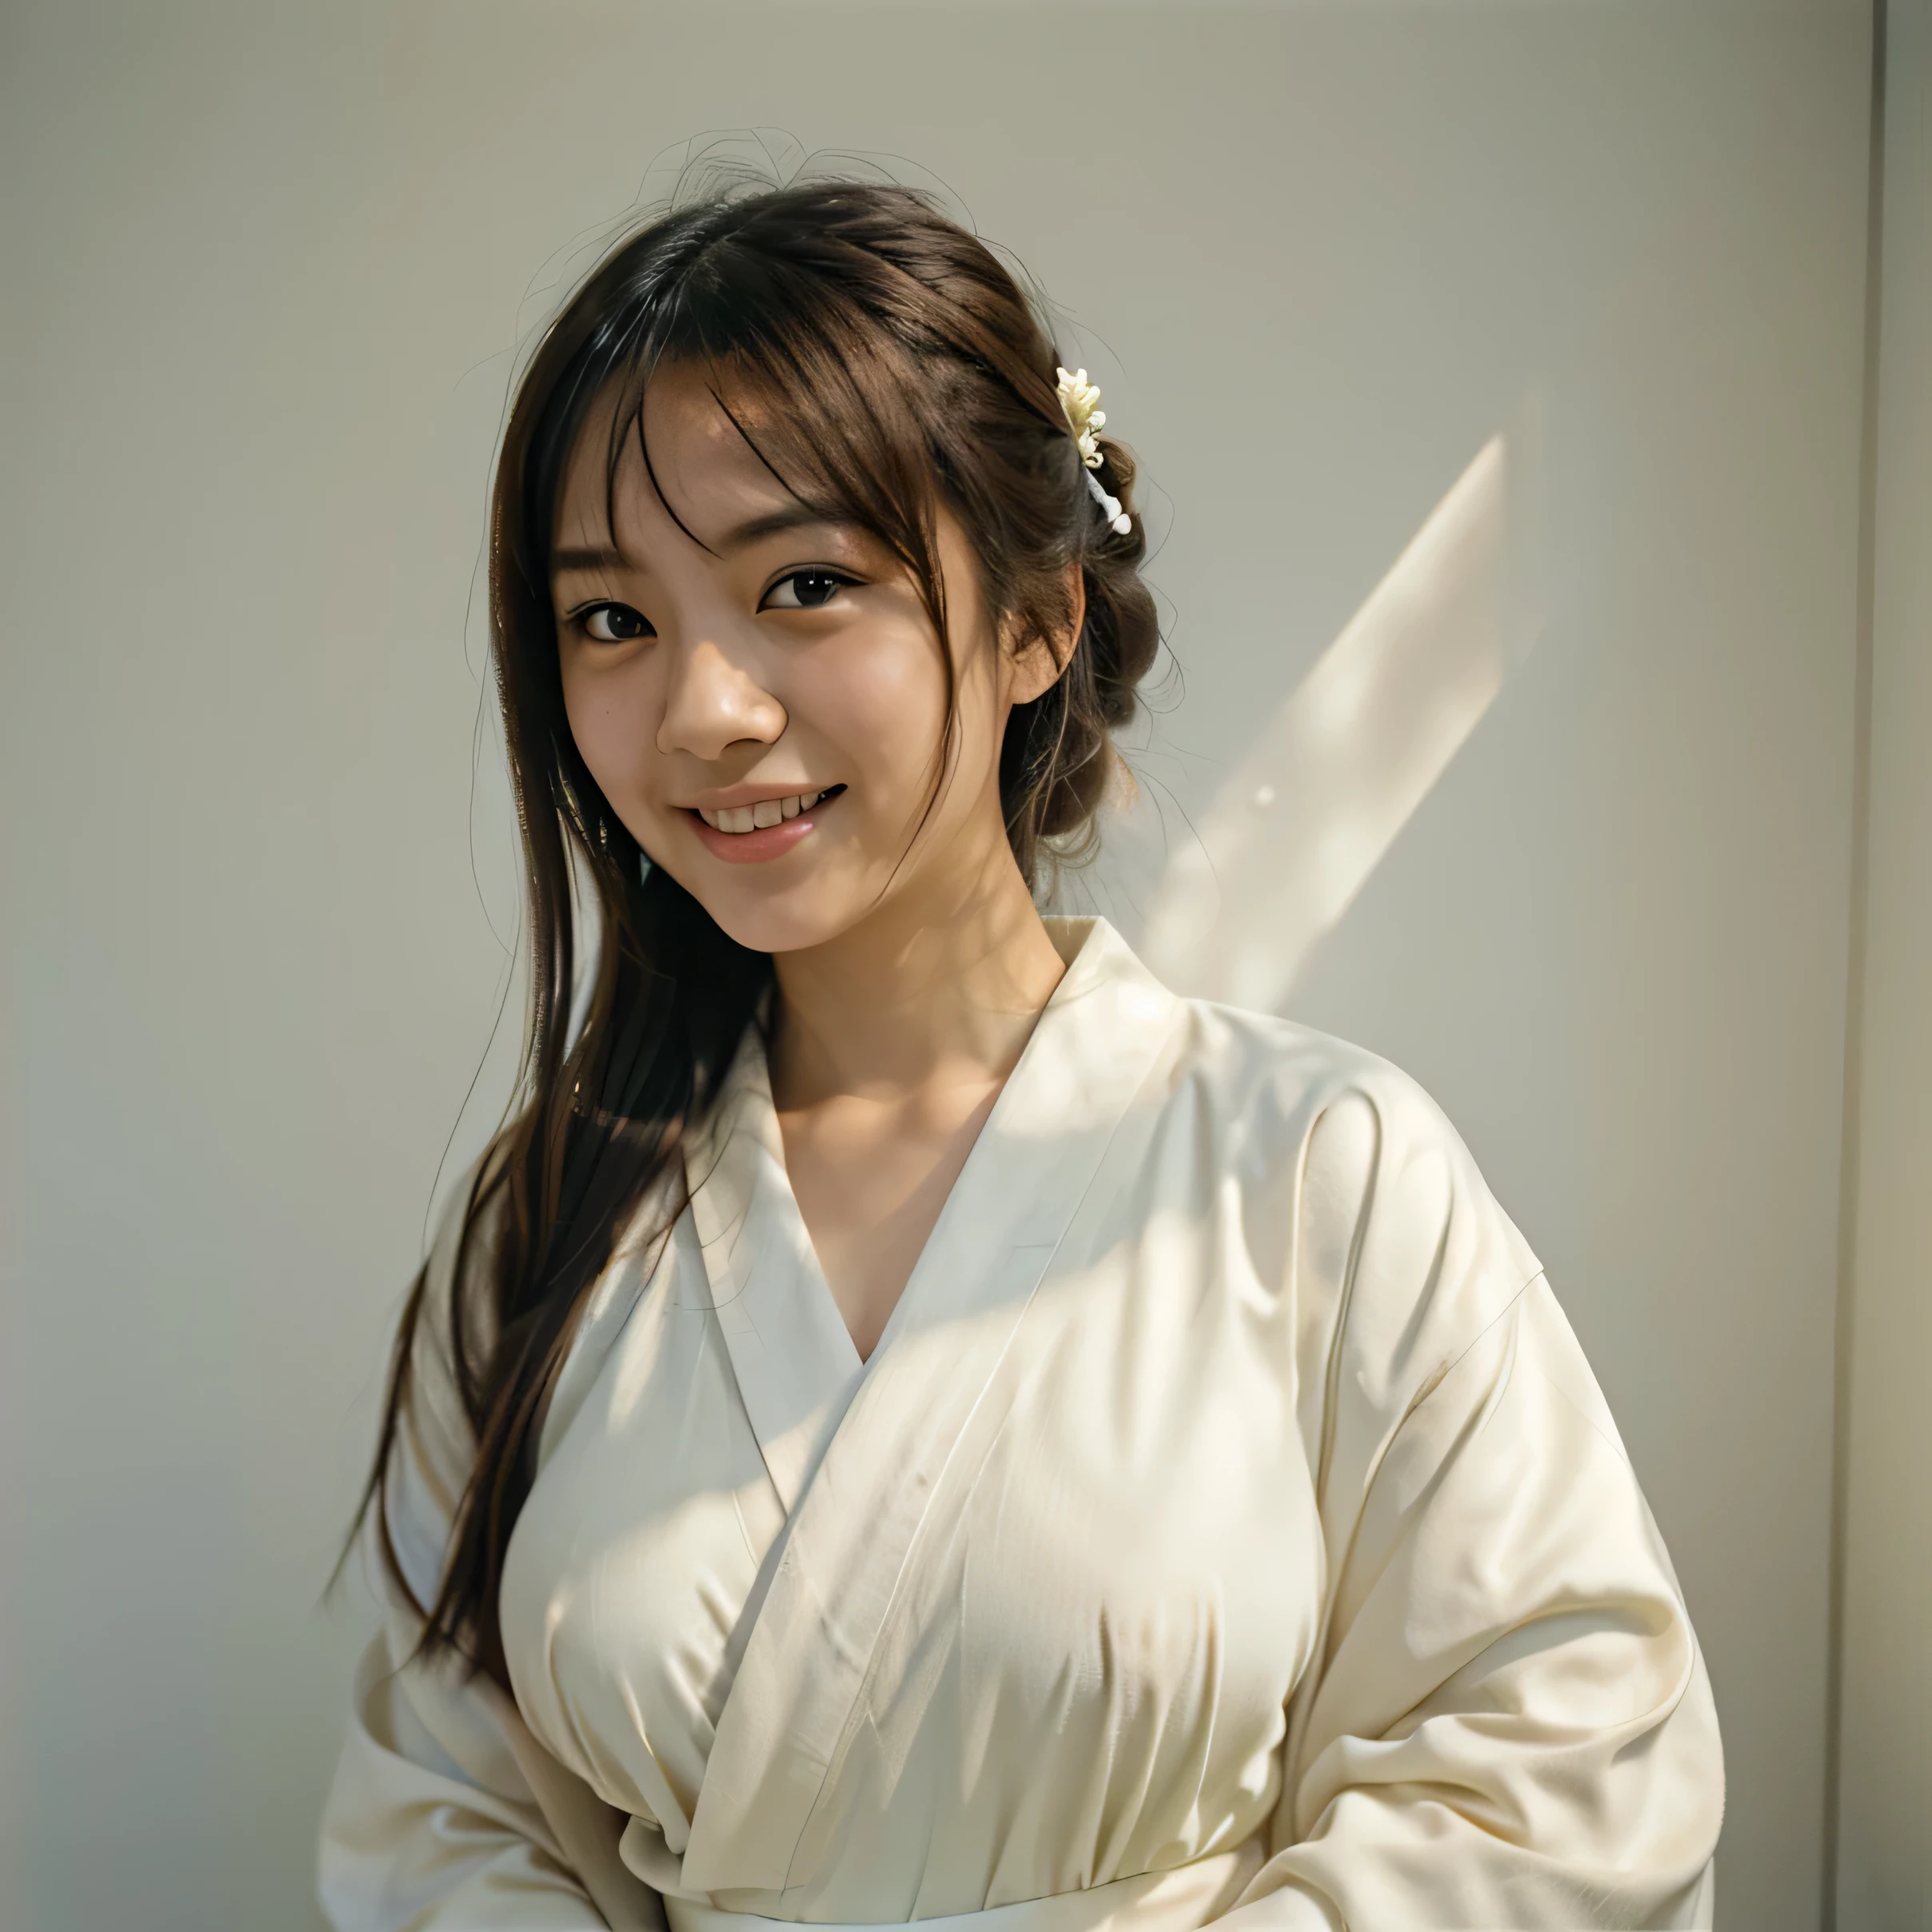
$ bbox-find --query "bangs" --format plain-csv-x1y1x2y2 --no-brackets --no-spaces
541,219,968,647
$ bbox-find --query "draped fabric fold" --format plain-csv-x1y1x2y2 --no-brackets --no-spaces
320,919,1722,1932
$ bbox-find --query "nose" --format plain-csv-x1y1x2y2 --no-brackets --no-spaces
657,634,787,762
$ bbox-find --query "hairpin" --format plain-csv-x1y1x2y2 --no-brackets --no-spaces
1056,366,1132,537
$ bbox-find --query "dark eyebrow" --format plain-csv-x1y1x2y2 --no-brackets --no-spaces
550,510,859,580
551,544,629,576
716,505,857,550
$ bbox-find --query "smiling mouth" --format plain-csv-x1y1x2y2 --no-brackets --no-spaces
693,785,844,834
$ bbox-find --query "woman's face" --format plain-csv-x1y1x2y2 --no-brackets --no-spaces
551,364,1066,957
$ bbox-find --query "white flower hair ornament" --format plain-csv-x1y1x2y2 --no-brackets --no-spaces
1056,366,1132,537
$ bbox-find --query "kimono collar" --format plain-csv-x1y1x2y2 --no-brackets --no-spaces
677,916,1181,1515
673,916,1188,1894
681,915,1177,1292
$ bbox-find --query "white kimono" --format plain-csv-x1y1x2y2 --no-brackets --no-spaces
321,918,1722,1932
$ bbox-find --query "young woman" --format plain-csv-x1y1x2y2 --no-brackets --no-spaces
321,181,1723,1931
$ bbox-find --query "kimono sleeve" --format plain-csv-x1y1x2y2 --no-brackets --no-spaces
317,1185,612,1932
1235,1076,1724,1931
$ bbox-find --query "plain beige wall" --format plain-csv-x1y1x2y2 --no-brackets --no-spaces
1834,0,1931,1918
0,4,1876,1927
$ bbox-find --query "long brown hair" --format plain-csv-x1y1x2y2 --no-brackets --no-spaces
353,176,1160,1684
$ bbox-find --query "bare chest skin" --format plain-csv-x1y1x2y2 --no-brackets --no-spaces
776,1074,1005,1360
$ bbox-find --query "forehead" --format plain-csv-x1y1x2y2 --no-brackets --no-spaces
553,361,794,541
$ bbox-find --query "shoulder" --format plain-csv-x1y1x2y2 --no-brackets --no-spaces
1164,994,1474,1178
1078,921,1523,1268
1156,993,1542,1317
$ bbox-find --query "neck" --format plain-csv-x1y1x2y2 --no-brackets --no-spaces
767,818,1068,1110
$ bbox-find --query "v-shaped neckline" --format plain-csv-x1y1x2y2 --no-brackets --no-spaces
681,1053,864,1515
698,914,1113,1399
767,1072,1000,1374
673,914,1188,1896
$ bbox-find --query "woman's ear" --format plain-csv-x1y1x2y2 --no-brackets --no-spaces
1003,563,1086,706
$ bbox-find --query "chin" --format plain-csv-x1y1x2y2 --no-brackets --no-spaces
679,872,868,960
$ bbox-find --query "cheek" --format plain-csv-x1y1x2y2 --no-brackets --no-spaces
561,657,658,810
812,631,946,783
824,624,999,804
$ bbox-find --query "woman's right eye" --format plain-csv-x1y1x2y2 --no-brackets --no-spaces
579,602,653,643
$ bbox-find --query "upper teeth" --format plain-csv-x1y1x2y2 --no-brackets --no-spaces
699,790,828,834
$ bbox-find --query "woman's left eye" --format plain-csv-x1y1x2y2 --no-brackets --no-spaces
762,569,852,612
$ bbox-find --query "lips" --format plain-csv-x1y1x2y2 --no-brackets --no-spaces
696,788,834,835
685,784,845,866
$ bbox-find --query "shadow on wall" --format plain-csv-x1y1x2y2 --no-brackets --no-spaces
1130,394,1547,1013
